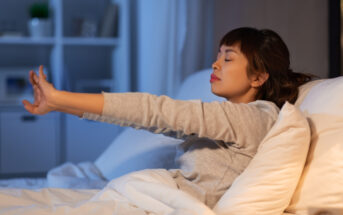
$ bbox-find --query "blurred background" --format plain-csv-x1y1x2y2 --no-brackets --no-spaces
0,0,340,178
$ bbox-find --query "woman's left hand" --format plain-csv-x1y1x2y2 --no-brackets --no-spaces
22,65,58,115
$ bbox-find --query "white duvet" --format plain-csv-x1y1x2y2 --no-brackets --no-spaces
0,168,215,215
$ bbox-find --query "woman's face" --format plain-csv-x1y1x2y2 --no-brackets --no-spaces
211,44,257,103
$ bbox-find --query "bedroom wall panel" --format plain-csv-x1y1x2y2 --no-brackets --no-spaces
213,0,328,78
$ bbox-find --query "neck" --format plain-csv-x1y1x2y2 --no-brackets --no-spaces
226,88,258,104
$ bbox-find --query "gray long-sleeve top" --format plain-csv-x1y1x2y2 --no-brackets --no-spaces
81,92,280,208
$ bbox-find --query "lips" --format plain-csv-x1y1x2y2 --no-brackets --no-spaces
210,74,221,82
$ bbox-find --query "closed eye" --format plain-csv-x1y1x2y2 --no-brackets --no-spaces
225,59,231,62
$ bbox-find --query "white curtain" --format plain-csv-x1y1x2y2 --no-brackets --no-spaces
136,0,214,97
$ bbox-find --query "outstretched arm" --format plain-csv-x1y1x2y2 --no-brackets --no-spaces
24,65,279,144
82,91,279,143
51,91,104,117
22,65,104,117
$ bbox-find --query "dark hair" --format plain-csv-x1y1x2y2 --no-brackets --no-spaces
219,27,314,108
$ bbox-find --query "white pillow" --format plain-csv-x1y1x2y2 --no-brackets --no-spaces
176,68,226,102
285,76,343,215
213,102,311,215
95,128,183,180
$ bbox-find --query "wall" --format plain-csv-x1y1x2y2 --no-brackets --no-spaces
213,0,329,78
134,0,214,96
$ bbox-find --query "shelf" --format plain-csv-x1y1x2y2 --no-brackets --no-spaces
0,37,56,45
62,37,119,46
0,0,131,171
0,37,119,47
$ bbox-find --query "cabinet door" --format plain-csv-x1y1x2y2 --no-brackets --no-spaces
65,114,123,163
0,112,59,174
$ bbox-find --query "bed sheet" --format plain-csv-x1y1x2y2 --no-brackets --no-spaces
0,168,215,215
0,161,107,190
0,177,47,189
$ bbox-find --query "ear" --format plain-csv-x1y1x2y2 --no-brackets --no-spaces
250,72,269,88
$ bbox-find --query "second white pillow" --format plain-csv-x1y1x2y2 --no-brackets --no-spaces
213,102,311,215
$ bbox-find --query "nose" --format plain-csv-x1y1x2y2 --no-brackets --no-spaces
212,60,220,70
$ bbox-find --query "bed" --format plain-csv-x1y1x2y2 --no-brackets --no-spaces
0,69,342,215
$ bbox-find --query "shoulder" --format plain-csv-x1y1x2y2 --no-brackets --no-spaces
215,99,280,120
248,100,280,120
214,99,279,114
204,100,279,125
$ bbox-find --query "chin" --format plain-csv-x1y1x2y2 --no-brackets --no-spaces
211,87,222,98
211,87,230,100
210,86,217,95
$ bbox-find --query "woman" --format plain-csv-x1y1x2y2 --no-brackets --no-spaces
22,27,312,209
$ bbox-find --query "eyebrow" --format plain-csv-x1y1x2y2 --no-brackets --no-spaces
224,48,238,54
218,47,238,54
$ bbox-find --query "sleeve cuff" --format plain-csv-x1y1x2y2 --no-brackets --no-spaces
80,90,107,120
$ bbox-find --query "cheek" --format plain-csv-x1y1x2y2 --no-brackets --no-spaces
217,64,251,95
222,64,249,86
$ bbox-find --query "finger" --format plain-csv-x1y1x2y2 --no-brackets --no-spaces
34,85,41,105
33,71,39,85
36,85,41,104
29,70,37,85
38,65,48,82
22,100,36,115
33,85,40,105
39,65,45,81
29,70,33,85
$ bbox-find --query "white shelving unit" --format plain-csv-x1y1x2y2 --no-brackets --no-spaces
0,0,131,176
0,37,56,45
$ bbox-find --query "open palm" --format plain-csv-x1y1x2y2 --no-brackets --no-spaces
22,65,57,115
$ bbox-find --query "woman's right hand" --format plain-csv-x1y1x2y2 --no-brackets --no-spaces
22,65,58,115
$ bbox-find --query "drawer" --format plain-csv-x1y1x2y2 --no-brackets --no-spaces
0,111,60,174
